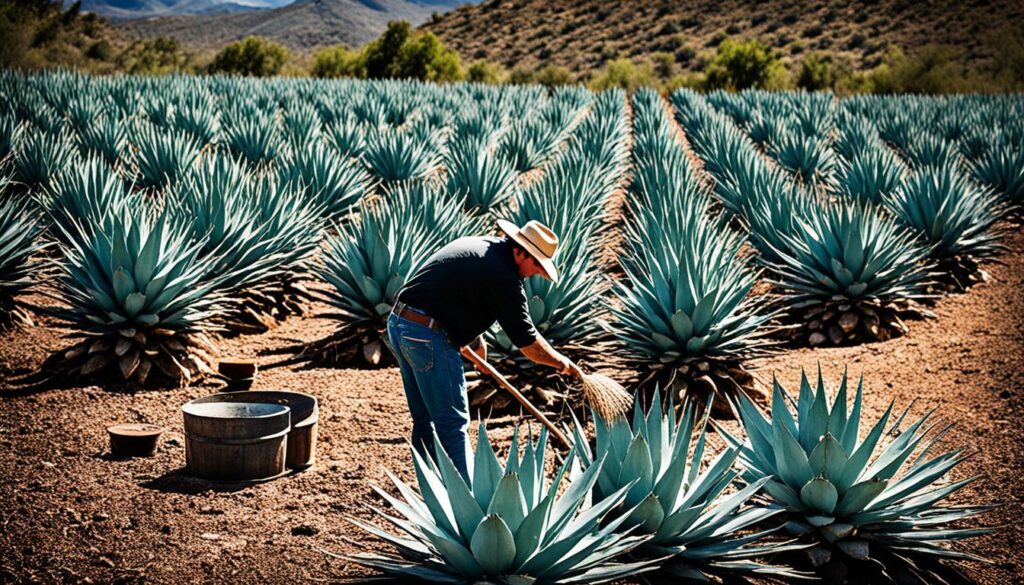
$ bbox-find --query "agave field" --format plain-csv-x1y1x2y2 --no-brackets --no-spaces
1,69,1023,584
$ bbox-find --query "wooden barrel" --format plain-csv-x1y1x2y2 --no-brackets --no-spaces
181,401,290,481
187,391,318,470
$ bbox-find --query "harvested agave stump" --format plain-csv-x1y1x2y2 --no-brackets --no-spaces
652,359,763,415
61,330,218,385
797,300,915,346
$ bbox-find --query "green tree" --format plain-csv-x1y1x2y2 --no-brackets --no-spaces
650,52,675,79
311,45,360,78
507,66,535,84
589,58,655,91
796,52,835,90
361,20,411,79
393,31,463,82
704,38,789,90
116,37,192,75
534,64,574,87
467,60,505,84
867,46,974,94
85,39,113,62
208,36,289,77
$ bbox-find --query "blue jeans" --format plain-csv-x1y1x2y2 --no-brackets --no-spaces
386,312,471,480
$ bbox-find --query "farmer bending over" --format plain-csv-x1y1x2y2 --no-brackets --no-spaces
387,219,583,479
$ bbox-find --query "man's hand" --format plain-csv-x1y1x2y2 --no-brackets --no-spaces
521,337,582,379
559,357,584,380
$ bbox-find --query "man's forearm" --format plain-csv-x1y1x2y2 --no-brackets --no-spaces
520,337,568,369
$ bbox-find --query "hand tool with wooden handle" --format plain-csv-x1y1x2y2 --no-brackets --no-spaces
460,347,571,448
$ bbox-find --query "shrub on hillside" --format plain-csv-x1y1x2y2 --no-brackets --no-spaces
589,58,654,90
0,0,108,70
208,36,289,77
311,46,360,78
361,20,412,79
797,52,835,90
466,60,505,84
866,46,976,93
352,20,463,82
116,37,193,75
704,37,790,90
392,31,463,82
534,64,574,87
507,66,535,84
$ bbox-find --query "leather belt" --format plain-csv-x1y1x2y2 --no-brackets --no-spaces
392,302,443,331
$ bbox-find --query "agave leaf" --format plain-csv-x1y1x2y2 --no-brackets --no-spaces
773,421,813,489
488,473,528,535
835,478,888,518
800,477,839,515
470,515,516,576
618,435,655,508
807,433,849,487
511,493,553,569
432,437,485,542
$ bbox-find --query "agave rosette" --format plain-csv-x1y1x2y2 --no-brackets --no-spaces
571,390,805,581
0,198,49,327
612,206,771,395
171,154,318,330
13,128,77,192
0,109,24,164
887,167,1005,287
49,206,226,384
765,199,933,346
282,101,322,148
444,134,519,214
45,155,132,243
835,149,907,204
276,141,372,219
834,113,884,162
347,423,657,584
363,125,441,185
769,129,837,189
173,98,221,147
223,108,283,167
323,116,366,159
721,369,995,575
129,122,203,191
902,132,962,171
78,114,129,166
316,184,470,366
971,145,1024,206
237,172,326,326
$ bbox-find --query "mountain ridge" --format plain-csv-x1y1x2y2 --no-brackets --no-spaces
117,0,472,49
82,0,295,20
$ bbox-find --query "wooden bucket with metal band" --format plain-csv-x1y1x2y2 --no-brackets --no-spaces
186,391,318,470
181,401,291,481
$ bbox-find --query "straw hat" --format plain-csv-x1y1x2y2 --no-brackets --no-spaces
497,219,559,282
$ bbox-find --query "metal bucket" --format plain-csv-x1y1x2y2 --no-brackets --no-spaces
181,401,290,481
187,391,319,470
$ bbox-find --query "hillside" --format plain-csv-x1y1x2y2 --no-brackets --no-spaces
82,0,294,20
423,0,1024,78
117,0,471,50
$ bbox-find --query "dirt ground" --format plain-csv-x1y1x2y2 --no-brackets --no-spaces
1,227,1022,585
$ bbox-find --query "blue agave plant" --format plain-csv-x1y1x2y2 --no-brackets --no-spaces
346,423,658,584
722,369,995,576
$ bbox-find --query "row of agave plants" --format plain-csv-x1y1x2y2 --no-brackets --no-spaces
0,71,593,385
0,72,1021,404
345,367,993,583
670,89,1017,354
